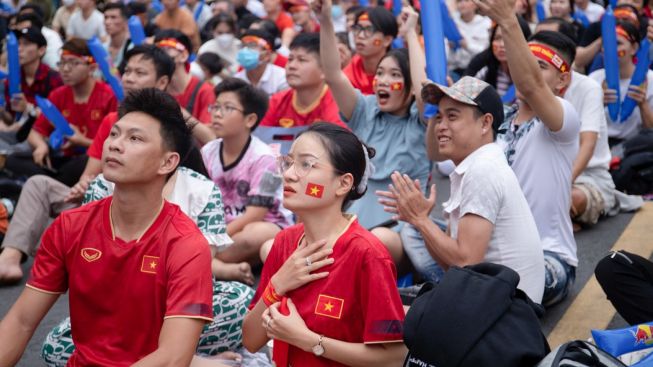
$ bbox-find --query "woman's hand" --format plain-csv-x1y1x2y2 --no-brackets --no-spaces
311,0,331,22
627,81,648,106
398,6,419,38
262,299,318,351
603,88,618,105
270,239,334,296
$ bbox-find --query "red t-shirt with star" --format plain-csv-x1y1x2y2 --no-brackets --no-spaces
33,82,118,156
86,112,119,160
260,87,346,128
173,76,215,124
343,55,375,96
251,217,405,367
27,198,214,366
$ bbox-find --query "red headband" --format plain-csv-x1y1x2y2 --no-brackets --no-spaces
289,4,309,12
529,43,570,73
61,49,95,64
358,12,369,21
613,8,640,28
616,25,636,44
241,35,271,50
156,38,187,53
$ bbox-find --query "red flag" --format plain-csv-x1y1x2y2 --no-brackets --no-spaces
391,82,404,91
140,255,159,274
315,294,344,319
305,183,324,198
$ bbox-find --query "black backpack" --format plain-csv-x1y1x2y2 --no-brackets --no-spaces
403,263,550,367
536,340,627,367
611,129,653,195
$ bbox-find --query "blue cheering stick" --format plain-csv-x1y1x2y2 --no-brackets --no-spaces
441,0,462,50
193,0,204,21
620,39,651,122
421,0,448,118
573,10,590,27
602,7,620,122
7,32,21,98
151,0,163,14
501,84,516,104
392,0,402,16
0,70,7,79
87,37,124,101
128,15,146,46
35,95,74,150
359,0,369,7
536,0,546,22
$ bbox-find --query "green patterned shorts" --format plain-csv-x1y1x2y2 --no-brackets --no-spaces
41,281,254,366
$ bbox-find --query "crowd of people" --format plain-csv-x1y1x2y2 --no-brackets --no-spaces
0,0,650,364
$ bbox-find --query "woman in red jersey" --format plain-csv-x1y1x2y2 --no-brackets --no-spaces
242,122,407,366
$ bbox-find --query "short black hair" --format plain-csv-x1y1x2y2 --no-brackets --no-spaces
127,1,147,15
528,30,577,67
213,77,269,131
154,28,193,54
119,44,175,81
16,13,43,29
346,5,363,16
336,32,351,51
62,38,93,57
104,2,129,19
616,20,641,45
18,3,44,19
207,13,237,34
119,88,192,164
197,52,224,75
355,6,398,39
298,122,376,209
538,17,578,44
289,32,319,56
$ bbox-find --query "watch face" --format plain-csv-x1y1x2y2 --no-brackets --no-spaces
312,344,325,356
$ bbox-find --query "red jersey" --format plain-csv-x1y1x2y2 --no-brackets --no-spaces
260,86,346,128
173,76,215,124
272,11,294,33
33,82,118,156
87,112,119,160
343,54,375,95
252,217,405,367
273,53,288,68
27,198,213,366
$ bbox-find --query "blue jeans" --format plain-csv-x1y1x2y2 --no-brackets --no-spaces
542,250,576,307
400,222,446,283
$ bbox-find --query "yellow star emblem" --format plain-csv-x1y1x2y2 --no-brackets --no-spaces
310,186,320,196
150,261,157,269
324,302,334,312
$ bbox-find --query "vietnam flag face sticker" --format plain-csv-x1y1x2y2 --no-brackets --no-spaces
391,82,404,91
315,294,344,319
305,182,324,198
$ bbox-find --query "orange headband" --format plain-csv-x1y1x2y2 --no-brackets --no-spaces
358,12,369,21
289,4,309,12
613,8,640,28
241,36,271,50
529,43,570,73
616,25,636,44
61,49,95,64
156,38,187,52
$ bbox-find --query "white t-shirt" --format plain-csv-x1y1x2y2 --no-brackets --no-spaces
198,37,241,74
41,27,63,71
588,68,653,140
445,143,545,303
234,63,288,96
564,71,611,170
578,1,605,23
448,13,492,71
497,97,580,267
67,9,107,40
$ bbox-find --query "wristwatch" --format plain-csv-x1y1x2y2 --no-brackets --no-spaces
312,334,325,356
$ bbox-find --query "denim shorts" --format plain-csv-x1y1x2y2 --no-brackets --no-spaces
400,222,446,283
542,250,576,307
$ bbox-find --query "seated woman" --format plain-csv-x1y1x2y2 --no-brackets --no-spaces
589,21,653,146
317,0,430,265
242,122,407,366
41,166,254,367
464,16,532,99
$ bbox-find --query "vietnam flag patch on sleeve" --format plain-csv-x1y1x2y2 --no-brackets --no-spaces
305,183,324,198
315,294,344,319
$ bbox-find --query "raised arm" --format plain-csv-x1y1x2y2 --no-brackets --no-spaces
313,0,359,120
0,288,60,366
476,0,565,132
400,6,427,117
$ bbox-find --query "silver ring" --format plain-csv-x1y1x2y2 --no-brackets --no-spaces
305,256,312,267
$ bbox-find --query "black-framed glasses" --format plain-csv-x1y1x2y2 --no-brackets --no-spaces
351,24,377,38
208,103,244,116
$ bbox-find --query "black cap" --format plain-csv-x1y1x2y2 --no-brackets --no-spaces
13,26,47,48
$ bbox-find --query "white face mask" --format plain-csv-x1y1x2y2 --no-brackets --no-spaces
216,33,235,49
62,0,75,6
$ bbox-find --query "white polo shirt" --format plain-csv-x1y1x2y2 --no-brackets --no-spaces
444,143,545,303
234,63,288,97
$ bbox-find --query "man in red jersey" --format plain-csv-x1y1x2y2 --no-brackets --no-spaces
0,88,214,366
155,29,216,124
4,38,117,186
260,32,345,128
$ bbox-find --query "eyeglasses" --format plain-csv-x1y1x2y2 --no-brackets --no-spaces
277,155,342,177
351,24,377,38
57,59,87,69
207,103,244,116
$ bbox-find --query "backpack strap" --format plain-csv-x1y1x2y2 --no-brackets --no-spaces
185,80,204,114
551,341,607,367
